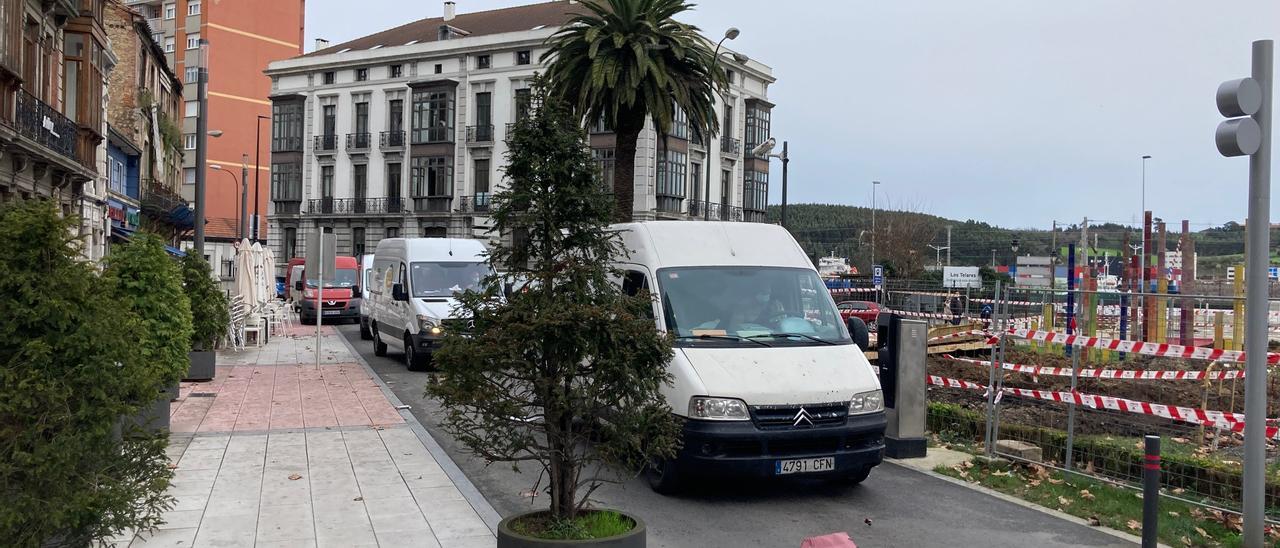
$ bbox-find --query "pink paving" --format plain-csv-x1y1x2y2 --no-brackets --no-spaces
171,361,404,433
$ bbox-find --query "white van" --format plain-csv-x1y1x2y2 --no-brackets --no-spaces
367,238,491,370
613,222,885,492
358,253,375,340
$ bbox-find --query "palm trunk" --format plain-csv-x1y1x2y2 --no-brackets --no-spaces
613,114,645,223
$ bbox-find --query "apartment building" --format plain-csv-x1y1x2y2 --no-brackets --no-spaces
104,0,191,249
124,0,302,273
0,0,112,260
263,0,776,267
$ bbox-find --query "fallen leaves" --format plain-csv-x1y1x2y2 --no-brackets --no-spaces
1047,477,1064,485
864,518,873,527
1057,496,1071,507
1078,489,1095,501
1194,526,1208,538
1171,437,1190,444
1167,511,1179,518
1179,535,1192,546
288,473,302,481
1126,519,1140,531
353,496,363,501
1087,516,1101,526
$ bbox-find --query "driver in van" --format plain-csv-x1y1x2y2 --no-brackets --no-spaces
721,288,778,331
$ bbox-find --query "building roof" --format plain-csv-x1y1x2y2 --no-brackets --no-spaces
302,0,590,58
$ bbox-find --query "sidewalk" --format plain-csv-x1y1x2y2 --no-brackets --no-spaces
109,323,495,548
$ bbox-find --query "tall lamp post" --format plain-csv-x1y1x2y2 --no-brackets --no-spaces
703,27,739,220
871,180,881,268
750,137,788,228
1139,154,1151,301
210,162,245,240
254,114,269,242
193,39,210,255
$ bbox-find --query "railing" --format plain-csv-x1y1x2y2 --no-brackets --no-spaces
743,208,767,223
720,136,741,155
412,196,453,213
272,200,302,215
466,125,494,144
16,89,78,163
271,136,302,152
380,130,405,149
346,132,371,151
411,126,453,144
505,123,517,139
314,134,338,152
686,200,746,222
655,196,684,214
456,193,494,213
306,197,406,215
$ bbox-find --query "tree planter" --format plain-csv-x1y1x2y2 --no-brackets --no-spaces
497,510,646,548
185,350,216,381
129,389,170,433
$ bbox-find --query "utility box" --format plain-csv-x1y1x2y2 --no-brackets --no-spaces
876,314,928,458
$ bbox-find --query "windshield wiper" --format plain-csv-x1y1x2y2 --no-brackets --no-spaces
675,334,772,347
746,333,837,345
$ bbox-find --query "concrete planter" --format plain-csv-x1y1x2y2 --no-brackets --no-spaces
129,390,170,433
185,350,216,381
497,510,646,548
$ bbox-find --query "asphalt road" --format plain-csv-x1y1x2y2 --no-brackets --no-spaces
336,324,1133,547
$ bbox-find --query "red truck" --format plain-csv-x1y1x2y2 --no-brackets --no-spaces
293,255,362,325
836,300,882,329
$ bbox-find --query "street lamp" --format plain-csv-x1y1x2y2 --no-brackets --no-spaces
209,162,245,240
254,114,270,242
871,180,881,269
751,137,788,228
702,27,739,220
1139,154,1151,298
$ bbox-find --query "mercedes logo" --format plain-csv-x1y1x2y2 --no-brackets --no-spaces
792,407,814,427
326,300,336,306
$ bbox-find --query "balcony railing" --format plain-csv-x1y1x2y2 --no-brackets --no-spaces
271,136,302,152
346,132,371,151
380,130,405,149
456,193,494,213
16,89,78,164
411,126,453,144
686,200,747,222
272,200,302,215
466,125,494,144
505,123,517,139
412,196,453,213
306,197,406,215
314,134,338,153
720,136,741,155
656,196,684,214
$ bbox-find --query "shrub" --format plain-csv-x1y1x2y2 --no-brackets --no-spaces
0,200,173,545
105,232,193,388
181,254,228,351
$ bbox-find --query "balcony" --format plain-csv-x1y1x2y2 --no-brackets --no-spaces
456,193,494,213
466,125,494,145
306,197,406,215
505,123,517,139
687,200,747,222
720,136,741,155
16,90,78,164
380,130,405,150
346,132,371,152
656,196,684,215
314,134,338,154
273,201,302,215
271,136,302,153
412,196,453,213
411,126,453,144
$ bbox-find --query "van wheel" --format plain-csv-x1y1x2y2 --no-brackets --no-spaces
359,319,373,340
847,317,870,352
405,335,429,371
646,458,682,495
372,325,388,357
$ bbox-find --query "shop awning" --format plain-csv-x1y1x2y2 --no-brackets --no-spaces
110,226,186,258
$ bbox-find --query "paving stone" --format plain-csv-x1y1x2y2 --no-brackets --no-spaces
129,526,197,547
256,503,315,542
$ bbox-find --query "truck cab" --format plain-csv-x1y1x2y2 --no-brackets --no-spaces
613,222,886,492
295,255,361,325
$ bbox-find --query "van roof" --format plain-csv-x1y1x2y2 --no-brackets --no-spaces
374,238,488,261
614,222,811,269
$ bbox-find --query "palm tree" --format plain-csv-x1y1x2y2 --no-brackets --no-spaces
542,0,727,222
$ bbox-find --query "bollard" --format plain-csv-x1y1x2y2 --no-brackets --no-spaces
1142,435,1161,548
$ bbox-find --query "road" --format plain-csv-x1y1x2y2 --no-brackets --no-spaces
336,324,1132,547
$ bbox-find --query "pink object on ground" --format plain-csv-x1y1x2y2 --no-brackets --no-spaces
800,532,856,548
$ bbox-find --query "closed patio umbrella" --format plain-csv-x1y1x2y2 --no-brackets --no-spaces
235,238,259,309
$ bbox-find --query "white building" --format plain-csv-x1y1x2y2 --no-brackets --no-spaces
263,0,776,267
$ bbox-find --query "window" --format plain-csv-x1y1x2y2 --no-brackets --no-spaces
411,89,453,143
321,104,336,137
725,68,735,85
353,100,369,135
473,92,491,140
516,50,531,65
320,165,334,199
187,1,200,16
411,156,452,197
184,133,196,150
721,169,731,205
186,33,200,50
690,163,702,202
745,103,771,158
386,162,402,203
163,2,175,19
353,164,368,202
656,149,688,212
221,260,234,279
476,54,490,69
184,66,197,83
270,163,302,201
386,226,399,239
184,100,198,117
352,227,366,257
658,267,850,345
592,148,615,191
271,102,304,151
433,63,442,74
165,36,175,53
723,104,734,138
152,33,163,45
355,67,368,81
671,104,688,140
185,168,196,185
473,158,490,207
284,227,297,260
514,88,531,121
322,71,335,85
743,170,768,213
389,64,403,78
387,99,403,133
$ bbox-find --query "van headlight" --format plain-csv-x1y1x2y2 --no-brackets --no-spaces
849,390,884,415
689,397,750,421
417,314,442,335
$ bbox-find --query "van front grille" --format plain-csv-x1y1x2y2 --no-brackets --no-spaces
750,402,848,430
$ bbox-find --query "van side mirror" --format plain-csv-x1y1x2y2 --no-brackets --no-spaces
351,285,360,296
294,280,303,291
503,282,513,299
392,283,409,302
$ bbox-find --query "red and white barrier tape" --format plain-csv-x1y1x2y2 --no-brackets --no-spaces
928,331,998,344
941,354,1247,380
1004,328,1280,364
829,287,878,294
927,374,1278,437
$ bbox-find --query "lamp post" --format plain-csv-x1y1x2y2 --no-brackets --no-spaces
750,137,788,228
1140,154,1151,300
209,163,244,240
703,27,739,221
193,39,210,255
254,114,269,242
871,180,881,268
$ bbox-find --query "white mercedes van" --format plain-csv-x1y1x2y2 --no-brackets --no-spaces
367,238,491,370
613,222,885,492
358,253,375,340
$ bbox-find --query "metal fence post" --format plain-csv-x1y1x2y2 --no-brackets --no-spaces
992,285,1008,449
1066,298,1079,471
1142,435,1161,548
984,280,1002,456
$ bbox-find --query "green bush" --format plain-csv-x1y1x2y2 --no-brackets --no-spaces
181,254,228,351
0,201,173,545
105,232,193,388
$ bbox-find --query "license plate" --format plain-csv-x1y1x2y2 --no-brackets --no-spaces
775,457,835,475
322,310,341,316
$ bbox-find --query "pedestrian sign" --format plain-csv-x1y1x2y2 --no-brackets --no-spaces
872,265,884,286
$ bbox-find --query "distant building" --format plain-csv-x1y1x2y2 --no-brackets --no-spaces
263,0,775,268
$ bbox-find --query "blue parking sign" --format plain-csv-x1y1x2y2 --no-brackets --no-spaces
872,265,884,286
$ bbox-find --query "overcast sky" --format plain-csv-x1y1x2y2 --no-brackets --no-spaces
305,0,1279,231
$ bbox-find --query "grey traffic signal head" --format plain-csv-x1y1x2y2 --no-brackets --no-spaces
1216,117,1262,157
1217,78,1262,118
1215,76,1264,157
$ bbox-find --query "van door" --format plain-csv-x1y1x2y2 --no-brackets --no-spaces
385,261,410,351
616,265,662,330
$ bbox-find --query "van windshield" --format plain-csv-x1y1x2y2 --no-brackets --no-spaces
411,262,489,298
656,266,851,347
306,268,357,288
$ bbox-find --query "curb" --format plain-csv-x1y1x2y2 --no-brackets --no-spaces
336,328,504,535
885,459,1156,547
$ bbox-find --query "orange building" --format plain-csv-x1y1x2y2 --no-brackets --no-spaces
125,0,302,265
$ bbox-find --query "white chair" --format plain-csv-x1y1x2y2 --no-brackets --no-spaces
242,304,267,347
